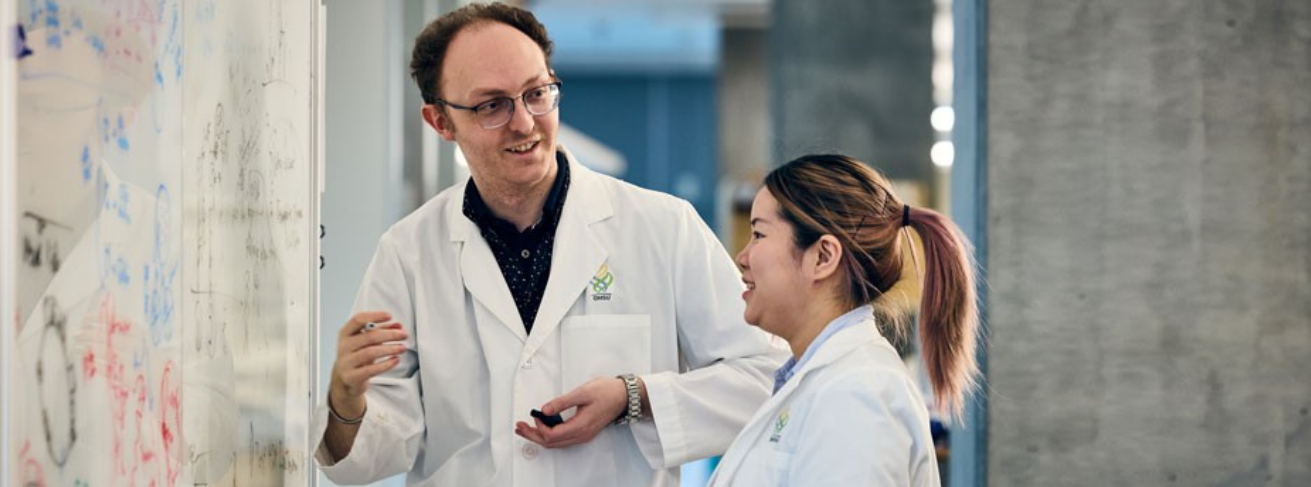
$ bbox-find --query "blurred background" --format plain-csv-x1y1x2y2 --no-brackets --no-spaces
318,0,1310,486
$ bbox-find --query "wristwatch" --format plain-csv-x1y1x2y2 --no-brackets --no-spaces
613,373,643,425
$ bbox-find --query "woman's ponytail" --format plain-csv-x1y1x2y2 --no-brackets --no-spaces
907,207,980,420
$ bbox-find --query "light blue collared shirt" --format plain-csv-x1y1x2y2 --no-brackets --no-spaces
772,305,875,394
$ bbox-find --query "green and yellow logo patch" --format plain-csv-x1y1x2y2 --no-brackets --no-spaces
591,263,614,301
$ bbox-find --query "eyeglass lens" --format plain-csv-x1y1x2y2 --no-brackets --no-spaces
475,84,560,128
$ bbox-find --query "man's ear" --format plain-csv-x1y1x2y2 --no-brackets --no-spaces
421,104,456,141
808,234,844,282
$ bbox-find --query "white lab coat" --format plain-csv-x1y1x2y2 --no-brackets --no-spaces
707,311,940,487
312,148,786,486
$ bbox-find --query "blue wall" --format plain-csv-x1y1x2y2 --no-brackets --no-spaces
556,71,720,229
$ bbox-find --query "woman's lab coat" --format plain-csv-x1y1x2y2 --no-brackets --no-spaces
311,148,784,487
707,313,940,487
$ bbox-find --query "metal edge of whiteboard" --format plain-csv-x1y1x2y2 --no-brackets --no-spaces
1,0,18,483
309,0,326,484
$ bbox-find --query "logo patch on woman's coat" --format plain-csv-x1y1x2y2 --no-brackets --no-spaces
769,406,790,443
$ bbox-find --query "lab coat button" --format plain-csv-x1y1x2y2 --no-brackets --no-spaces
522,444,539,460
522,357,534,369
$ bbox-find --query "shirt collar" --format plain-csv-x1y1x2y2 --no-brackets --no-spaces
462,151,570,237
772,305,875,394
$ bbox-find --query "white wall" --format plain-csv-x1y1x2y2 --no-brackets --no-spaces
320,1,406,485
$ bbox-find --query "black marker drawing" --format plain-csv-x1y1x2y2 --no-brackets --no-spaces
36,297,78,467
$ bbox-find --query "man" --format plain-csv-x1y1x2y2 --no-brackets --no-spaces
312,3,784,486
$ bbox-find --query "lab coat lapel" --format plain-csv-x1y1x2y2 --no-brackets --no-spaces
778,322,880,395
523,149,612,357
712,321,882,483
450,179,529,343
711,381,799,483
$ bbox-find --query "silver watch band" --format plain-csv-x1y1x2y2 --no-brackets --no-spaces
614,373,642,425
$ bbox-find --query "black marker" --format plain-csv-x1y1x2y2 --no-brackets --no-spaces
531,409,564,427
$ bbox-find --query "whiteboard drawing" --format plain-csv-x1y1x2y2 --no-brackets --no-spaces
8,0,318,485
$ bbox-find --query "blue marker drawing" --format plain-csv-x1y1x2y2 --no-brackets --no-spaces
96,164,105,204
116,115,130,150
116,183,131,223
144,184,177,345
99,247,131,287
173,44,183,80
113,257,130,285
80,145,91,181
27,0,41,26
44,0,61,48
86,34,104,54
96,169,133,225
167,5,182,81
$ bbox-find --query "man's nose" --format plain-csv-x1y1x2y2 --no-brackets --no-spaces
506,99,536,133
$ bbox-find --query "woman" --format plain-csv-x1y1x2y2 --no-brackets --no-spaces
708,154,979,486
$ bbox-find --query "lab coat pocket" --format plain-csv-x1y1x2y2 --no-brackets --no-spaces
559,314,651,392
732,448,793,487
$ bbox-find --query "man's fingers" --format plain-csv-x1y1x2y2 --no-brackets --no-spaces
541,422,581,445
515,421,549,445
340,328,408,356
516,417,580,449
345,355,400,384
341,311,393,338
344,343,406,369
540,389,585,417
363,354,401,375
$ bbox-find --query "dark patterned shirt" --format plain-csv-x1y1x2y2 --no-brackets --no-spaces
462,153,569,334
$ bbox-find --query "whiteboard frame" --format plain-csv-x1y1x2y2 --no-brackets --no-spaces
1,0,17,483
309,0,325,484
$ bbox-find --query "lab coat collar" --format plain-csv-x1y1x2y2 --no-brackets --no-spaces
450,145,614,345
771,316,883,398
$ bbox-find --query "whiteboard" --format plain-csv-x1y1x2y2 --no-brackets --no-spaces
4,0,320,485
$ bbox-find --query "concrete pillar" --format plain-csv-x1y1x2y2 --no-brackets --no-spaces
770,0,936,201
719,26,770,251
720,27,770,184
986,1,1311,485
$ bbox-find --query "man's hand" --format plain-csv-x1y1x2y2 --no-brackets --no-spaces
514,376,630,449
328,311,408,419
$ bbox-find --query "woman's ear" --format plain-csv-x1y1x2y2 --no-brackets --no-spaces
807,234,844,282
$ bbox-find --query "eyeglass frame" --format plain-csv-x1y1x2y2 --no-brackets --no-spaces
432,80,564,130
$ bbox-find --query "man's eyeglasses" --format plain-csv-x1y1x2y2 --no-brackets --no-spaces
434,81,563,130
